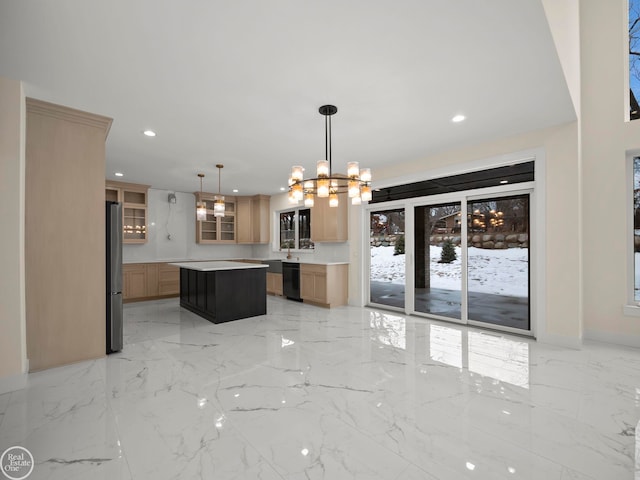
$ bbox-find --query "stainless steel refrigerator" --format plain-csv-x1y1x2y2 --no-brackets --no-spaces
106,201,123,353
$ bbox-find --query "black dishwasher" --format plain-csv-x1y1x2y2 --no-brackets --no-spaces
282,262,301,301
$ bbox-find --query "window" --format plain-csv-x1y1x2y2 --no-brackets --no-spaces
634,157,640,301
279,208,313,250
630,0,640,119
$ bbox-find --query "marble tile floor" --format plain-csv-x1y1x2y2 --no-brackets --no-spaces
1,296,640,479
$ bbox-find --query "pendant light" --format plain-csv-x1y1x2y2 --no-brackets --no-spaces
214,164,225,217
196,173,207,221
288,105,372,207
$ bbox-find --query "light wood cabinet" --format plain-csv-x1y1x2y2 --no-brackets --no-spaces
310,196,348,242
105,180,150,244
123,264,147,300
300,263,348,307
26,98,112,372
123,263,180,302
266,272,283,296
158,263,180,296
237,195,270,244
195,192,236,243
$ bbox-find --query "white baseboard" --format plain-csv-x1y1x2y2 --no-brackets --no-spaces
0,373,27,395
584,329,640,348
536,332,582,349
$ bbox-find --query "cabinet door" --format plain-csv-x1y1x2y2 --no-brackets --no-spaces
273,273,283,296
106,181,149,244
300,270,316,300
236,196,252,243
313,272,327,302
311,196,348,242
158,264,180,296
195,194,236,243
146,264,159,297
124,265,147,299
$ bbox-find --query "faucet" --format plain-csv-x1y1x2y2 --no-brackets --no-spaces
286,245,293,259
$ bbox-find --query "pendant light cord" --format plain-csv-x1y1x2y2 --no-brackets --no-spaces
325,113,333,176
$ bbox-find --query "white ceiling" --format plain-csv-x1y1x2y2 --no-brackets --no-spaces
0,0,575,196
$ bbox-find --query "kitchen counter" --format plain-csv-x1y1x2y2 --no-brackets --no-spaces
127,258,349,266
280,260,349,265
174,261,266,323
169,261,267,271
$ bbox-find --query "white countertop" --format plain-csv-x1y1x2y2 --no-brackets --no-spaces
281,260,349,265
127,258,349,266
169,261,268,271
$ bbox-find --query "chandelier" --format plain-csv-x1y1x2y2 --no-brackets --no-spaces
195,164,225,221
196,173,207,221
213,164,225,217
288,105,372,208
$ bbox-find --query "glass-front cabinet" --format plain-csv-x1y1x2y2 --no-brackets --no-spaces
105,180,149,244
195,192,236,243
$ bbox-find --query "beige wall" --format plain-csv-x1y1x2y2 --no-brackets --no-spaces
0,76,27,391
580,0,640,343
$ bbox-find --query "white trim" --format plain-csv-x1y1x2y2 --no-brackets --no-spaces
623,304,640,317
0,372,27,395
627,153,637,305
533,148,546,342
584,328,640,348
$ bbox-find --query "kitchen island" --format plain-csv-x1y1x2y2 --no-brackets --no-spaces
170,261,267,323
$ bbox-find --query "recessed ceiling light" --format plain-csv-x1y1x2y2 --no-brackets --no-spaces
143,130,156,137
452,114,466,123
114,172,124,177
232,189,239,193
500,180,509,184
279,187,286,191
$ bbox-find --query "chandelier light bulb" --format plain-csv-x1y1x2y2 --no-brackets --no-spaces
291,166,304,182
329,192,339,208
304,193,315,207
351,195,362,205
316,160,329,177
348,180,360,198
317,178,330,197
288,190,298,204
360,168,372,183
347,162,360,178
292,183,303,201
361,185,372,202
213,195,225,217
196,202,207,220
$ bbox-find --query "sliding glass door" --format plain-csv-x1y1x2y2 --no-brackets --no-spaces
414,202,463,320
466,194,530,330
369,208,406,310
370,191,532,335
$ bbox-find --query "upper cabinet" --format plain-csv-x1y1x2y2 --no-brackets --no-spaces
311,196,348,242
195,192,236,244
105,180,149,244
237,195,270,244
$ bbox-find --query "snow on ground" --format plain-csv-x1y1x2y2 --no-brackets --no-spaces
370,245,528,297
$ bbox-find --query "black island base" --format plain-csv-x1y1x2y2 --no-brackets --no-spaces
176,262,267,323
